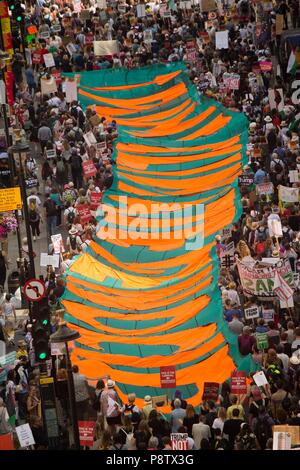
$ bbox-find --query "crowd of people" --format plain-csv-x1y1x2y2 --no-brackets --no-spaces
1,0,300,452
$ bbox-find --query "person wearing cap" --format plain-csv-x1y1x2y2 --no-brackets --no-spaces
16,340,28,360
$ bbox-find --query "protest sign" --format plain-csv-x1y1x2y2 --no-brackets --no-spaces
231,371,247,394
52,70,62,85
94,40,118,56
51,342,66,356
40,253,60,268
273,432,291,450
220,227,232,239
77,204,92,224
137,4,146,17
90,191,102,210
273,425,300,446
46,149,56,159
274,270,294,302
171,433,188,450
256,182,274,196
43,53,55,68
65,79,78,103
143,29,153,44
41,77,57,95
238,173,254,186
51,234,65,254
202,382,219,401
78,421,96,447
255,333,269,351
268,88,284,112
16,423,35,448
199,0,216,11
275,14,284,35
262,308,274,322
80,9,90,20
73,0,82,12
89,114,101,127
84,131,97,147
237,258,294,298
51,23,61,33
0,433,13,450
244,306,260,320
268,219,283,238
215,31,228,49
223,72,240,90
82,160,97,178
32,51,42,64
253,370,268,387
259,61,273,72
289,170,299,183
160,366,176,388
220,241,235,268
0,351,16,382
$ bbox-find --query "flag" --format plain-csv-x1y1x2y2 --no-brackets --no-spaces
287,49,298,75
273,271,293,302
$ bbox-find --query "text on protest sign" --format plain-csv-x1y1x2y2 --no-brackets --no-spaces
244,306,260,320
171,433,188,451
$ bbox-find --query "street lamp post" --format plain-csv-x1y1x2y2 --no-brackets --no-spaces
50,322,81,450
8,136,36,280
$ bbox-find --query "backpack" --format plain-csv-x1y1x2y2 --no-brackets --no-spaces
254,415,272,448
67,208,76,227
256,227,267,242
266,364,283,388
274,160,283,173
71,155,82,171
29,208,39,223
69,236,77,251
281,392,292,412
240,0,249,14
56,160,65,176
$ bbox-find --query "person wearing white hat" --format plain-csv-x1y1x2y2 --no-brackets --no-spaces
66,227,82,255
100,379,122,425
142,395,155,419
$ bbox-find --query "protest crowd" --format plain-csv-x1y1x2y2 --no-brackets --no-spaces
1,0,300,452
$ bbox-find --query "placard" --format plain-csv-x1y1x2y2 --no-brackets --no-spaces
32,51,42,64
40,253,60,268
262,308,274,322
82,160,97,177
0,433,14,450
273,431,291,450
16,423,35,448
137,4,146,17
253,370,268,387
255,333,269,351
51,342,66,356
43,53,55,68
223,72,240,90
220,227,232,239
256,182,274,196
275,14,284,35
202,382,219,401
84,131,97,147
76,203,92,224
199,0,216,11
51,234,65,254
160,366,176,388
268,219,282,238
78,421,96,447
46,149,56,159
90,191,102,210
65,80,78,103
94,40,119,56
244,306,260,320
273,425,300,446
289,170,299,183
170,433,188,450
238,174,254,186
231,371,247,394
215,31,228,49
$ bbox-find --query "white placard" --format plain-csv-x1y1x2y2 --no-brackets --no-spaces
65,80,78,103
66,43,77,56
273,432,292,450
97,0,107,8
46,149,56,159
40,253,60,268
289,170,299,183
244,306,260,320
93,40,119,56
84,131,97,147
262,308,274,322
268,219,283,238
43,52,55,68
280,296,294,309
221,227,232,239
253,370,268,387
137,4,146,17
16,423,35,448
51,342,66,356
51,234,65,254
215,31,229,49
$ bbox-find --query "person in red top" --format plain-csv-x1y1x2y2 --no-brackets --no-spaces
238,326,256,356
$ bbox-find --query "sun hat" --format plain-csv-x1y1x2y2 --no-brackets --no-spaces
144,395,152,403
64,184,69,190
208,12,217,20
69,228,78,236
264,115,272,123
107,379,115,388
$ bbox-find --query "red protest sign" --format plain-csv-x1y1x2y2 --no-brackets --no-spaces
231,371,247,394
202,382,219,401
160,366,176,389
170,433,188,450
85,32,94,45
32,51,42,64
78,421,96,447
76,203,92,224
82,160,97,178
0,433,13,450
52,70,62,85
259,61,272,72
90,191,102,210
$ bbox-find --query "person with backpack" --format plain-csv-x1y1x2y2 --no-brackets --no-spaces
251,405,274,450
238,326,256,356
55,156,68,191
270,153,285,186
64,202,77,229
43,193,58,237
69,149,83,189
28,199,41,241
66,228,83,255
270,380,292,420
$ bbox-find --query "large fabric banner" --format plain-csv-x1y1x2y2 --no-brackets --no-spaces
93,40,119,56
237,258,294,298
278,185,299,203
62,64,250,410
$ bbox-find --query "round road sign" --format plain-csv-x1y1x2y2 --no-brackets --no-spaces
23,278,46,302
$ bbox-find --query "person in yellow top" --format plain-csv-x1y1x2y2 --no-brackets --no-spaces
16,340,28,360
226,395,245,420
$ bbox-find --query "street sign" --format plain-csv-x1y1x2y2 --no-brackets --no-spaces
23,278,46,302
160,366,176,389
0,187,21,212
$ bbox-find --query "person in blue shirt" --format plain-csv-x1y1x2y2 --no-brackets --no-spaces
254,165,267,185
223,299,242,322
256,318,268,333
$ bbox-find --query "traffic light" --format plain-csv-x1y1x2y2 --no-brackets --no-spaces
32,300,51,361
9,1,25,23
